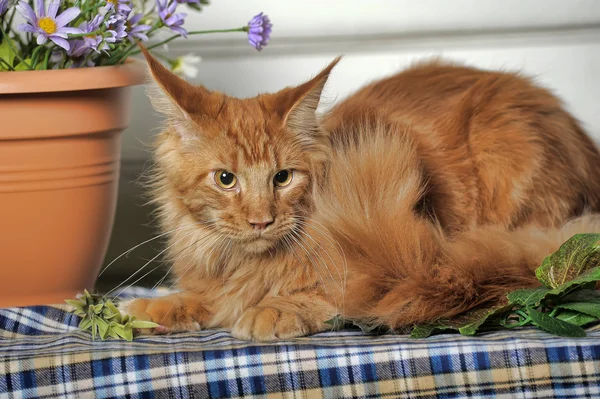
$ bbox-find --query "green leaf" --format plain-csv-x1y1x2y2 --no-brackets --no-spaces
324,315,347,330
507,288,550,307
456,305,511,335
556,310,599,326
14,58,39,71
557,302,600,318
91,318,98,340
536,233,600,288
547,267,600,297
411,304,511,338
93,303,104,315
512,268,600,308
410,324,448,338
0,40,16,69
527,307,586,337
108,328,120,339
96,318,109,340
562,289,600,303
122,326,134,342
105,301,121,316
131,320,160,329
79,317,92,331
112,324,126,338
64,299,86,311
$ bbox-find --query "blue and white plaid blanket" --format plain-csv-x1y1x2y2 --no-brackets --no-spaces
2,288,600,398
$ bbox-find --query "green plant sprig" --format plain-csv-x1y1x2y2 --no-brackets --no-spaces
65,289,159,341
325,233,600,339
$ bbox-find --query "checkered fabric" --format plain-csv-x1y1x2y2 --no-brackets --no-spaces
2,288,600,398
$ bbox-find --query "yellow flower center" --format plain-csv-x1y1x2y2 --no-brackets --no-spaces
38,17,57,35
107,0,117,5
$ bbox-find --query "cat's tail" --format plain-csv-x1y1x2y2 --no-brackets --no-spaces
315,119,600,329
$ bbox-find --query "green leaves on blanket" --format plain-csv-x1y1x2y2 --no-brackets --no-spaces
325,233,600,339
65,290,158,341
410,233,600,338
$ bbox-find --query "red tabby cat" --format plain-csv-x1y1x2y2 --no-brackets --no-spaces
122,47,600,341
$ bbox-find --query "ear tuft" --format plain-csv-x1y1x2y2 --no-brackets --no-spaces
283,56,341,136
139,44,210,138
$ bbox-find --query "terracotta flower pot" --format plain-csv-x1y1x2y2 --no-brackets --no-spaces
0,62,146,308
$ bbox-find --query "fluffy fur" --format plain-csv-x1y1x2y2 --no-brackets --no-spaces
122,47,600,341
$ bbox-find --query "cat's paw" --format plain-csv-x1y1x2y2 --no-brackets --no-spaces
119,296,203,334
231,306,309,341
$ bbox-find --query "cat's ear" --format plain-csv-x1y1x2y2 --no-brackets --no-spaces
282,56,341,135
139,44,208,138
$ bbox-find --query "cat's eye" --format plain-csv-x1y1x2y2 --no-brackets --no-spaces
274,170,293,187
214,170,237,189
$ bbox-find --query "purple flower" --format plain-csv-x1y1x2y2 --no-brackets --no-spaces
246,12,272,51
105,0,131,15
69,41,95,65
157,0,187,37
73,14,105,54
126,13,151,42
17,0,82,51
105,13,127,42
0,0,9,15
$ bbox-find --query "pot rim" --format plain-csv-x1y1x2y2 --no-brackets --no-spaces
0,59,148,94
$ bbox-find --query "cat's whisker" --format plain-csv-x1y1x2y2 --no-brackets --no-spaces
296,218,348,291
282,234,338,311
150,226,218,291
103,229,198,300
156,233,226,326
293,220,346,288
292,221,347,315
117,227,217,297
290,228,344,294
300,218,349,307
98,223,196,277
287,230,341,311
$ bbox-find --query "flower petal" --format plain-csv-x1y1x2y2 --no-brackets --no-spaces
36,35,48,45
60,27,83,34
47,0,59,18
132,32,148,41
35,0,44,16
50,36,70,51
170,26,187,38
55,7,81,28
18,23,37,33
16,1,37,24
129,12,142,24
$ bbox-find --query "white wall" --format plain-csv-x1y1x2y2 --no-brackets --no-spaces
122,0,600,160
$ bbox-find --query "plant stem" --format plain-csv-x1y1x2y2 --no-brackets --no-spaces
68,30,102,39
31,45,43,68
42,45,53,69
0,25,31,69
0,57,15,71
7,7,16,29
81,49,95,67
129,27,246,56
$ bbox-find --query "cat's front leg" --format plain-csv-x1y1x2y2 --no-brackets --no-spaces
232,294,334,341
120,291,212,334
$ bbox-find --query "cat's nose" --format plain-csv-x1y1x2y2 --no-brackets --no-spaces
248,218,274,231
